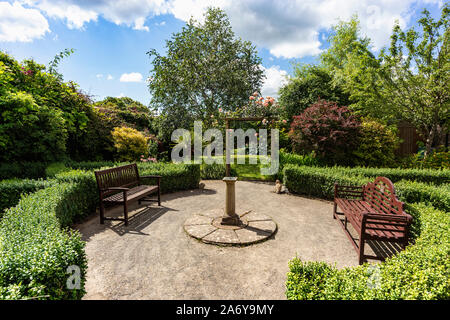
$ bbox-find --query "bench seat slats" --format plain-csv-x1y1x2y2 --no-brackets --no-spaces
103,185,159,203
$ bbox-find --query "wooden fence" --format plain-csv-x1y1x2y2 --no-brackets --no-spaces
395,121,423,156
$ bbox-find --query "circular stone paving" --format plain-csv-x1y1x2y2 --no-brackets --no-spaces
183,208,277,245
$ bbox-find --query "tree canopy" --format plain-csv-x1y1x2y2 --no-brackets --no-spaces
377,6,449,155
147,7,264,143
278,64,350,122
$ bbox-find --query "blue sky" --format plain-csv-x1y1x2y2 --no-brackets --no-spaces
0,0,444,105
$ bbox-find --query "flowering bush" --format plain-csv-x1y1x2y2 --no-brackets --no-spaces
289,99,360,165
235,92,280,120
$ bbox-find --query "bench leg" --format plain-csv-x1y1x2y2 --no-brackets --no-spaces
158,188,161,206
358,236,365,265
100,202,105,224
123,202,129,226
333,202,337,219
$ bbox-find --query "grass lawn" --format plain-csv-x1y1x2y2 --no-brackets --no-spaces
203,153,277,181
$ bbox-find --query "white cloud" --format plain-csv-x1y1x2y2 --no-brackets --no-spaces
120,72,143,82
5,0,441,58
0,1,50,42
96,73,103,79
133,17,149,31
168,0,229,22
25,0,168,30
107,74,114,80
166,0,441,57
261,65,289,98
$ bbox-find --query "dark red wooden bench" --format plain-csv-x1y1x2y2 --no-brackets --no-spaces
333,176,413,264
95,163,161,226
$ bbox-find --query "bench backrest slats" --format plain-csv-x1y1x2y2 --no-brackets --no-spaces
363,177,403,216
95,163,140,197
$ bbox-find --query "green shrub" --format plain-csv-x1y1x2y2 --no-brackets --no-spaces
138,163,200,193
0,162,47,180
400,151,450,170
395,180,450,213
341,166,450,185
0,179,52,214
45,162,71,178
352,120,400,167
283,164,449,188
201,162,237,180
64,160,118,171
286,259,335,300
283,165,370,199
0,183,88,299
52,170,98,226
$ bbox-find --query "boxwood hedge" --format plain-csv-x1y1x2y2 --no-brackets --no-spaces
283,164,450,300
0,183,88,300
0,179,53,214
335,166,450,185
0,162,47,180
0,162,201,300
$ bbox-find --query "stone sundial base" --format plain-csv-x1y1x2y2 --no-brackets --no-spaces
184,208,277,246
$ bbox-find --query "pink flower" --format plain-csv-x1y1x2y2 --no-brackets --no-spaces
249,96,255,100
254,133,259,137
282,119,287,123
253,92,258,96
218,108,223,112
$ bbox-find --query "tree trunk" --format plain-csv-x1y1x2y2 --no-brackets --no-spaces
424,125,435,158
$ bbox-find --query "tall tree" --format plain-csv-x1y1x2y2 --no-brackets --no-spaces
147,8,264,142
320,16,387,119
378,6,449,155
278,64,350,122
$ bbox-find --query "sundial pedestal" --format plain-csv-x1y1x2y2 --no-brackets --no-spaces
183,176,277,246
221,177,241,226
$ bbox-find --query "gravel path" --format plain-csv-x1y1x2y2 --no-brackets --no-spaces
77,180,358,300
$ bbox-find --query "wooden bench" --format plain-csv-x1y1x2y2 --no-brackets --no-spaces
333,176,413,264
95,163,161,226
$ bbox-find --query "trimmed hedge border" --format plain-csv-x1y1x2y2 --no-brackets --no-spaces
334,166,449,185
0,163,201,300
0,162,47,180
283,164,450,300
0,183,88,299
0,179,53,214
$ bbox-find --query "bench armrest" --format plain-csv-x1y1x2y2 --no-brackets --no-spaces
361,212,412,224
102,187,130,191
140,175,161,187
140,175,162,179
